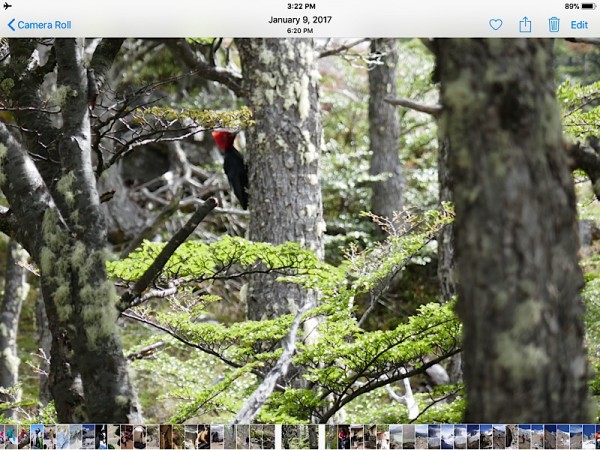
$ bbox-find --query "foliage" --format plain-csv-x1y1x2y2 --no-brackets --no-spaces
557,79,600,139
108,236,333,286
341,384,464,424
133,105,255,130
109,207,460,423
0,385,57,424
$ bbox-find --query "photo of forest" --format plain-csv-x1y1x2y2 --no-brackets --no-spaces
0,37,598,432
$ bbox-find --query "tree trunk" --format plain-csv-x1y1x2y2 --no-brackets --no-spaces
0,240,29,419
0,38,141,422
436,136,456,303
368,39,404,223
236,39,325,320
436,38,589,422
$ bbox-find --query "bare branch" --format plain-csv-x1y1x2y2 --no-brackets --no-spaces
165,39,245,97
384,96,442,117
126,341,165,361
319,38,369,58
565,37,600,46
568,138,600,200
385,368,419,420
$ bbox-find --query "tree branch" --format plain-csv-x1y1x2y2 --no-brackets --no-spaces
318,38,369,58
164,39,245,97
117,198,218,311
565,38,600,46
409,386,462,424
568,138,600,200
384,96,442,117
0,121,61,258
120,309,242,368
126,341,165,361
90,38,125,91
319,348,461,423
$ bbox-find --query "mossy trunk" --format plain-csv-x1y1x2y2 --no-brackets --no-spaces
0,240,29,419
237,39,325,321
0,38,141,423
436,38,589,422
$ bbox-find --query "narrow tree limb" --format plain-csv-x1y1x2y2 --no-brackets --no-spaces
565,38,600,46
121,309,288,393
89,38,125,90
318,38,369,58
385,368,419,420
117,198,218,311
384,96,442,117
0,121,62,257
164,39,244,97
408,387,462,424
121,309,243,368
569,138,600,200
319,348,461,423
126,341,165,361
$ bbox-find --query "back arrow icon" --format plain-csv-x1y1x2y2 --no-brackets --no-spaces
8,18,15,31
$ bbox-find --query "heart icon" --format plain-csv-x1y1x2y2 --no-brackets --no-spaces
489,19,503,30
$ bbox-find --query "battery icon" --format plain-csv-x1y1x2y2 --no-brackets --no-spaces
582,3,596,8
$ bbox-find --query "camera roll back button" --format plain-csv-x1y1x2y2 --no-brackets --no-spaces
8,19,72,31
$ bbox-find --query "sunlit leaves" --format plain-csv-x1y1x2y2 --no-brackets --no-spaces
109,206,460,423
557,79,600,138
133,105,254,130
107,236,328,284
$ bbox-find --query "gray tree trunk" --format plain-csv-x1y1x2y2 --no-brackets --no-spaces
236,39,325,320
436,136,456,303
368,39,404,223
0,240,29,419
0,38,141,422
436,38,590,422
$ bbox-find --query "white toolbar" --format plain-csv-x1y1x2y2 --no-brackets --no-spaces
0,0,597,37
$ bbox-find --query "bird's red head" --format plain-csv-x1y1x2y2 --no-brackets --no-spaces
211,131,236,153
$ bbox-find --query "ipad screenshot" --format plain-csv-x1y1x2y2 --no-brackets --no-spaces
0,1,599,449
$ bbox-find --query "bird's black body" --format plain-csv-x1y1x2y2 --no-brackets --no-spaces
223,145,249,209
212,131,249,209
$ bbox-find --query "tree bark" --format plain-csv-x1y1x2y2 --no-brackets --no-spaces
436,136,456,303
0,38,141,422
236,39,325,320
0,240,29,419
436,38,589,422
368,39,404,223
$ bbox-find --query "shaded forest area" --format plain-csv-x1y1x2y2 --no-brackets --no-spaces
0,38,599,426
